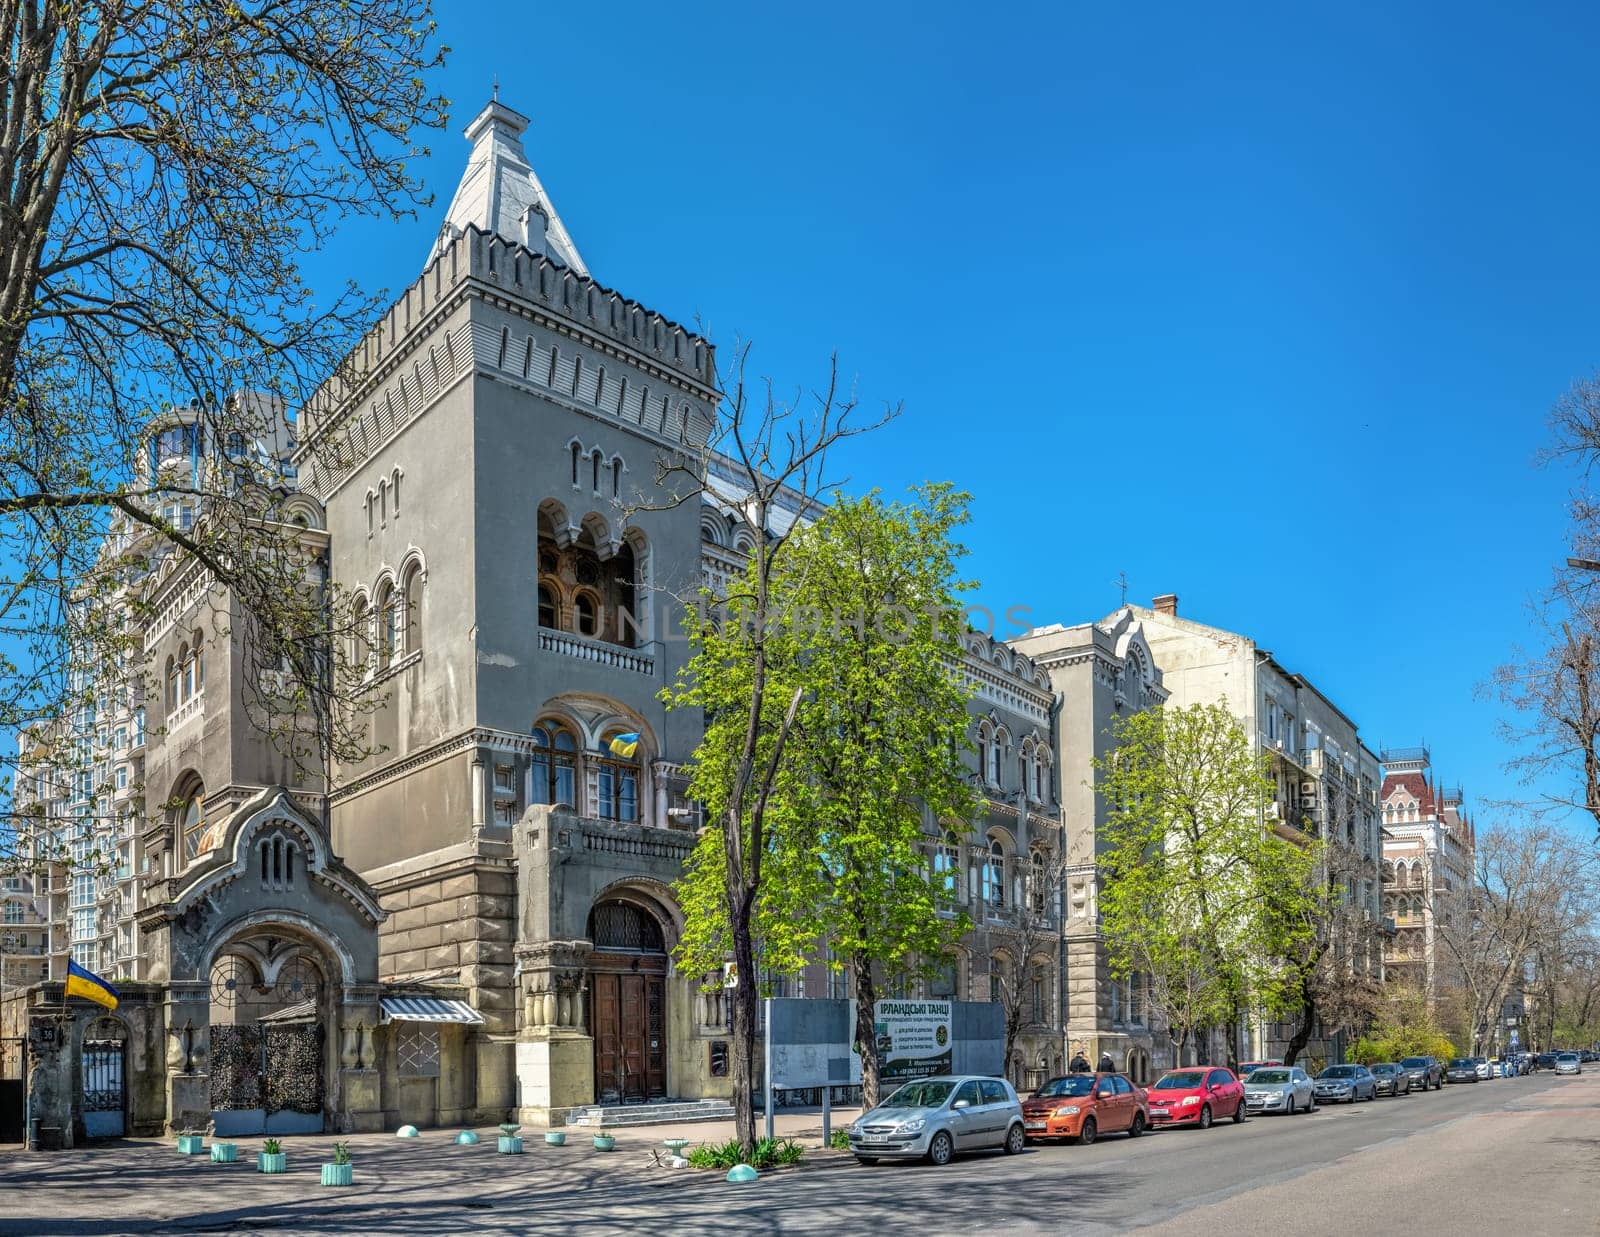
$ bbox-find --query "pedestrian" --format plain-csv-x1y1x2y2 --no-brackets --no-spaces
1098,1052,1115,1074
1070,1052,1090,1074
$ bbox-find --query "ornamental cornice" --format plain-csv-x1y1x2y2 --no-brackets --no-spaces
332,725,562,804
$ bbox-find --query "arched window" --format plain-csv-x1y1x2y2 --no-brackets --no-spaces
976,724,992,784
350,596,370,671
1034,753,1048,801
594,729,641,822
374,581,395,668
1030,851,1047,914
985,840,1006,907
989,732,1005,787
180,786,207,861
569,442,581,487
611,456,623,501
591,449,602,493
1018,745,1030,796
165,656,180,711
530,720,577,806
574,591,599,638
402,565,421,654
1395,861,1408,888
538,583,558,629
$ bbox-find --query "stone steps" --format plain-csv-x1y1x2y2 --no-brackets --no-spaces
564,1100,735,1128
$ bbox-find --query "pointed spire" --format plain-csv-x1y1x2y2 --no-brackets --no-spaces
429,98,588,276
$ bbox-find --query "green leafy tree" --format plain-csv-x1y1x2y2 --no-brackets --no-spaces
1094,702,1317,1066
1349,983,1457,1064
756,484,980,1109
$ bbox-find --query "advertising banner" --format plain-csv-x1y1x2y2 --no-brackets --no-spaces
850,999,953,1082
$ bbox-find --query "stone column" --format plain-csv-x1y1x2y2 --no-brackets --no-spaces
335,985,383,1132
513,939,594,1128
163,980,210,1135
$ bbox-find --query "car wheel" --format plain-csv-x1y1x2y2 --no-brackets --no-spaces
926,1130,954,1167
1285,1095,1295,1116
1232,1100,1245,1123
855,1156,879,1166
1004,1124,1025,1156
1198,1105,1213,1130
1129,1112,1146,1138
1078,1116,1098,1146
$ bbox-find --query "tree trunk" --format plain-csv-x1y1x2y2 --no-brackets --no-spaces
728,890,759,1154
1283,981,1316,1067
853,956,881,1110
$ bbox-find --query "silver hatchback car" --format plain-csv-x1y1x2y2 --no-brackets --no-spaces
848,1075,1026,1165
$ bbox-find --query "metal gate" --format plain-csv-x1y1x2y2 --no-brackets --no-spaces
82,1038,125,1138
210,1024,324,1136
1,1037,26,1143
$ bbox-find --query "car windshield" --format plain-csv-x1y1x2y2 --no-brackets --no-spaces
1558,1053,1579,1060
1249,1070,1290,1084
1372,1064,1397,1074
1153,1071,1206,1090
1400,1058,1429,1068
1320,1066,1358,1078
1033,1077,1095,1099
879,1080,955,1109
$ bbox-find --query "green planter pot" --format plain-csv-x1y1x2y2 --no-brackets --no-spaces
320,1162,353,1187
177,1135,204,1155
209,1143,239,1164
455,1130,480,1145
591,1134,616,1152
544,1131,566,1146
258,1152,286,1174
497,1135,524,1154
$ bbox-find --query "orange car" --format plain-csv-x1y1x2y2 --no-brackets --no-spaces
1020,1072,1148,1144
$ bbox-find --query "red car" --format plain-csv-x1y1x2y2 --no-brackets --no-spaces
1145,1066,1246,1129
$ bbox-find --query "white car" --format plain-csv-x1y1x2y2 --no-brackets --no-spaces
848,1075,1026,1165
1473,1058,1493,1080
1243,1066,1315,1114
1555,1053,1582,1076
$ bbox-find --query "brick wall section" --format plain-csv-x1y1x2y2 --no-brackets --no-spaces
377,862,518,1035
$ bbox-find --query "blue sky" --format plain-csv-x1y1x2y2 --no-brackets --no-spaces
307,0,1600,821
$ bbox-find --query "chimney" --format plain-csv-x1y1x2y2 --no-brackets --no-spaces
1152,593,1179,617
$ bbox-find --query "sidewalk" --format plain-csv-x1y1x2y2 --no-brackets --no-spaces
580,1104,865,1149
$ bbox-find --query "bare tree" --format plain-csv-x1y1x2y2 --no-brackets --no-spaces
0,2,447,866
660,344,894,1153
987,844,1066,1084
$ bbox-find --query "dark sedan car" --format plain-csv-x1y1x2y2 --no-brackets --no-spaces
1534,1052,1559,1071
1399,1056,1443,1090
1314,1065,1377,1103
1445,1057,1480,1083
1369,1063,1412,1096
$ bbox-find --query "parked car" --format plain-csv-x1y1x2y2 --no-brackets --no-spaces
848,1075,1025,1165
1445,1058,1480,1083
1534,1052,1559,1071
1145,1067,1246,1129
1399,1055,1443,1090
1021,1072,1147,1144
1368,1063,1412,1096
1314,1064,1377,1103
1242,1066,1315,1114
1237,1060,1283,1077
1555,1053,1583,1076
1472,1058,1493,1080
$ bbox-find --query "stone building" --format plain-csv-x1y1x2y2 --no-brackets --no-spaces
1126,594,1385,1066
1010,607,1168,1083
1380,746,1475,1008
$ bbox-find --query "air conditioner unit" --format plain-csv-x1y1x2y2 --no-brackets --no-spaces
1299,796,1319,811
1266,800,1282,820
1299,781,1318,797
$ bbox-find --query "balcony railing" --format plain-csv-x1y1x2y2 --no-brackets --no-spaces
167,691,204,734
537,629,655,676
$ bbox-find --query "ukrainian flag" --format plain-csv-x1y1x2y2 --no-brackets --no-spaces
608,732,641,758
64,959,120,1011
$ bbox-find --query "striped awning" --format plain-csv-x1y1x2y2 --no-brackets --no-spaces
257,1000,318,1024
380,996,485,1026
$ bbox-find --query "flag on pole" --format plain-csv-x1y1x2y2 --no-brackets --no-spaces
608,732,640,758
64,959,120,1010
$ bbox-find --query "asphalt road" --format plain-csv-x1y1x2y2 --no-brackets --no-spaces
3,1071,1595,1235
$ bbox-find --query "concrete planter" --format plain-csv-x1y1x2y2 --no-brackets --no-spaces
497,1135,524,1154
544,1131,566,1146
258,1152,287,1174
591,1134,616,1152
209,1143,239,1163
320,1162,354,1187
177,1135,204,1155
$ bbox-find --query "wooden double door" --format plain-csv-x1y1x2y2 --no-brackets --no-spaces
591,960,667,1103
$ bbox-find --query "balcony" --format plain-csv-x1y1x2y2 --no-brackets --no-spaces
167,691,204,734
537,629,655,676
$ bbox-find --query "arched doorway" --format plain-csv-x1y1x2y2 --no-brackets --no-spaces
207,933,330,1136
81,1017,128,1138
588,900,668,1103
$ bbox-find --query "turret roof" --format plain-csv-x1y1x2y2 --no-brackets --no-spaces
430,99,587,275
